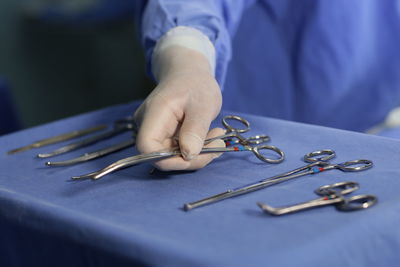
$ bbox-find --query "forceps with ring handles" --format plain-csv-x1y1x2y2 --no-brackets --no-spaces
71,115,285,180
183,149,373,211
257,181,377,215
205,115,270,146
45,115,271,166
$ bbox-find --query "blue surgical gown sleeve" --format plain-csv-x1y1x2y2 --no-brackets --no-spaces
139,0,253,87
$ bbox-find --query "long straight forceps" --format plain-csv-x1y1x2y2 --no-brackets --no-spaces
45,139,135,166
183,149,373,211
37,117,137,158
7,124,107,155
257,181,377,215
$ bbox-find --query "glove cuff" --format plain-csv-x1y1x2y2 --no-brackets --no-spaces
152,26,216,80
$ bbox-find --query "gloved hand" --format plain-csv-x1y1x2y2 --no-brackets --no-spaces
134,45,225,171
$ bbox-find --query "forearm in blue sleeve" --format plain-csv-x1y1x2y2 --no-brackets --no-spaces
139,0,251,88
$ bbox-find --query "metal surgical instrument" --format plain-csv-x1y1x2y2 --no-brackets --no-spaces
7,124,107,155
183,149,373,211
45,139,136,166
205,115,270,146
257,181,377,215
71,143,284,180
45,115,268,166
70,115,284,180
37,117,137,158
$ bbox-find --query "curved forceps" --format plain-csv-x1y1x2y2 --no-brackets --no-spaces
257,181,377,215
71,143,285,180
183,149,373,211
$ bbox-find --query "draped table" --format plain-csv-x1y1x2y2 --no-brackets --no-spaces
1,102,399,267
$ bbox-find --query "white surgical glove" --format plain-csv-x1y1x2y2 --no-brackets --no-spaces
134,27,225,171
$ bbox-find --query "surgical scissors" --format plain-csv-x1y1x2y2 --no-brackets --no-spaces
45,115,270,166
183,149,373,211
37,117,137,158
71,115,285,180
257,181,377,215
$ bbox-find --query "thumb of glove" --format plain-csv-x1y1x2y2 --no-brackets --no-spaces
179,110,214,161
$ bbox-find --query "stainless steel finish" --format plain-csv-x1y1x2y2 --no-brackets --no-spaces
304,149,336,162
335,194,377,211
72,149,182,180
222,115,250,133
257,181,377,215
71,115,285,180
71,144,285,180
38,117,136,158
183,150,373,211
314,181,359,195
46,139,135,166
257,196,344,215
205,115,270,145
7,124,107,155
